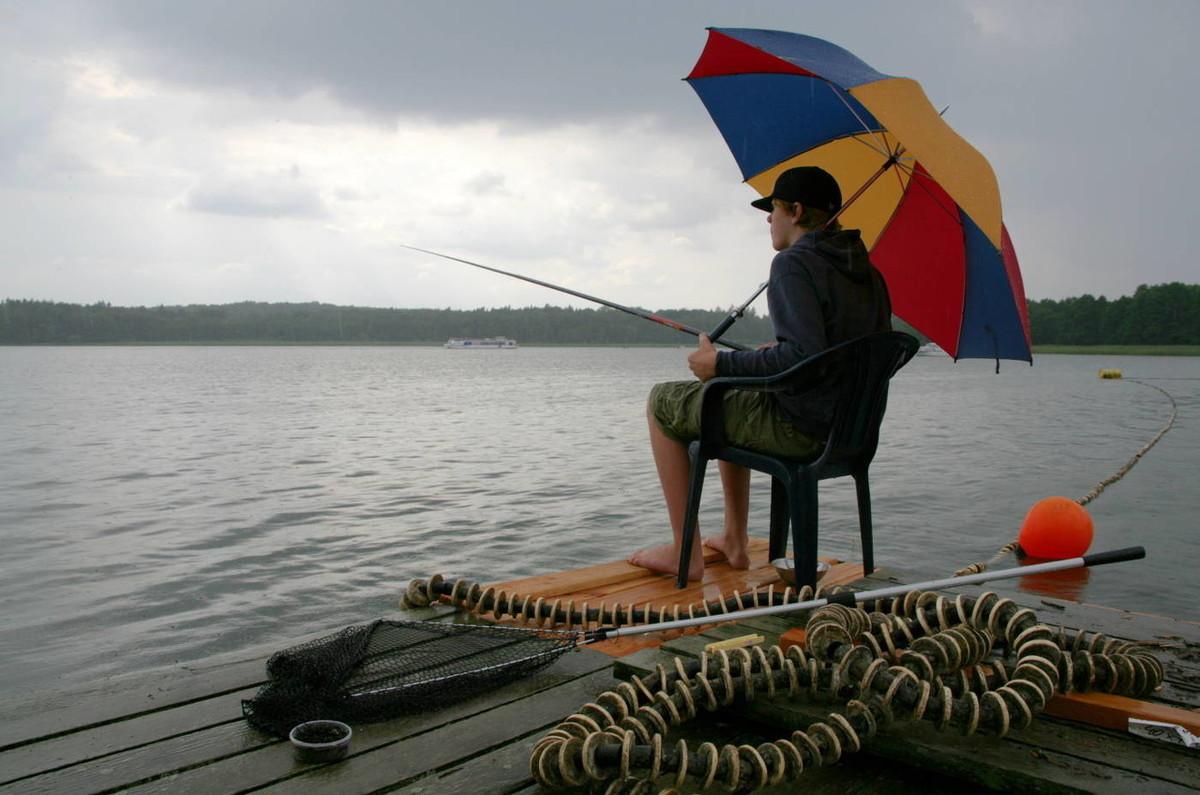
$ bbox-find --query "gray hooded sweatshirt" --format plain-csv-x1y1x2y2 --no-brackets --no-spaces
715,228,892,438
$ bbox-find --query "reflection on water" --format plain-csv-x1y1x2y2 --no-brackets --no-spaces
0,346,1197,693
1016,563,1092,602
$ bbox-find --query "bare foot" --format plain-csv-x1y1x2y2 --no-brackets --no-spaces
628,543,704,581
703,534,750,569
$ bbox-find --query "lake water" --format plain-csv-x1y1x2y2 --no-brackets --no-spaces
1,346,1197,695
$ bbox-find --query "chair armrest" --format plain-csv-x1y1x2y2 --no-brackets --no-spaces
696,348,828,449
694,332,917,451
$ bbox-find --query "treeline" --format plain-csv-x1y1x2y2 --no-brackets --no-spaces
4,282,1195,346
1027,283,1200,345
0,299,780,346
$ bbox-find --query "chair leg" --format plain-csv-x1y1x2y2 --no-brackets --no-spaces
855,472,874,575
768,477,788,561
789,470,819,590
675,446,709,589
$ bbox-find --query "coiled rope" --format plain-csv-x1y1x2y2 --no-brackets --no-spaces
955,378,1178,576
528,590,1164,794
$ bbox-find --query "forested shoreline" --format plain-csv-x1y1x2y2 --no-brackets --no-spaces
1026,283,1199,345
2,282,1197,346
0,300,780,346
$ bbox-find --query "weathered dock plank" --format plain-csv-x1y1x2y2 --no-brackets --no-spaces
0,686,256,785
0,604,458,754
0,719,273,795
0,658,265,753
1001,716,1200,788
386,731,544,795
0,603,500,795
258,666,616,794
0,647,610,795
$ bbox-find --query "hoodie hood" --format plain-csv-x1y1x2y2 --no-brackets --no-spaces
793,228,874,283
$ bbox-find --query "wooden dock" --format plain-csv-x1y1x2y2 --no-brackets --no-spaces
2,544,1198,793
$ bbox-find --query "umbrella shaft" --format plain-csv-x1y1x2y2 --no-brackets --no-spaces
827,151,901,229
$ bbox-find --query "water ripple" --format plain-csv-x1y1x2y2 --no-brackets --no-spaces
0,346,1196,695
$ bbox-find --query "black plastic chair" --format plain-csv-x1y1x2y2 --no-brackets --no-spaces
674,331,919,589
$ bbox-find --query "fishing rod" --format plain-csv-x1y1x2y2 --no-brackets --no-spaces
590,545,1145,640
401,244,756,351
708,281,767,344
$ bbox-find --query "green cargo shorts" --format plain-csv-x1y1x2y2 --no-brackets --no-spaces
648,380,823,460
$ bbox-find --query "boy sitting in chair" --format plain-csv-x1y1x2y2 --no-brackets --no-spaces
629,166,892,580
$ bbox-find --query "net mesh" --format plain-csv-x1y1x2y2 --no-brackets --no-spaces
242,619,578,737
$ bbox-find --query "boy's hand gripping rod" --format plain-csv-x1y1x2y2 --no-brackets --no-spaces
589,546,1146,641
401,245,762,351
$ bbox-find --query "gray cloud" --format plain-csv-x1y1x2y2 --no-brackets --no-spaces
1,0,1198,307
180,168,328,219
463,170,509,197
0,50,68,179
22,0,712,126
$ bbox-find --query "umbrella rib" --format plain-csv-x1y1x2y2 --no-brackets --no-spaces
825,81,892,159
890,159,966,230
845,131,897,161
844,130,915,181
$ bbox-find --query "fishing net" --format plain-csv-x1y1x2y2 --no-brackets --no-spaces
242,619,578,737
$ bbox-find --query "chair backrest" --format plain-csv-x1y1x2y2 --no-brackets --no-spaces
813,331,919,470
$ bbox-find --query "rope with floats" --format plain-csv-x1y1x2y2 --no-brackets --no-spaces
1076,379,1177,507
527,590,1162,793
400,551,1162,793
954,376,1178,576
402,574,824,630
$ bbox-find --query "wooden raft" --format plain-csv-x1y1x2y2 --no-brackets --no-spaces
490,537,864,657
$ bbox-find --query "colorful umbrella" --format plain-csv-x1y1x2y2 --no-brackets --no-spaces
687,28,1032,364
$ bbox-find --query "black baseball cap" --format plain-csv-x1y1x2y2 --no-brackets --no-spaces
750,166,842,213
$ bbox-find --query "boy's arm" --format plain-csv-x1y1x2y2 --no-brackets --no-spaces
716,258,826,377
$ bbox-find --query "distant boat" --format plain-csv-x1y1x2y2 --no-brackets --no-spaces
444,336,518,349
916,341,944,356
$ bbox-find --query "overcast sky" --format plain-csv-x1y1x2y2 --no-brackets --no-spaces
2,1,1197,311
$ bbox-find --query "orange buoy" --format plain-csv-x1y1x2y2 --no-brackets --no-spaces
1018,496,1094,559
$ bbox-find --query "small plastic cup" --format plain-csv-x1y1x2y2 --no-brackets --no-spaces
770,558,831,588
289,720,352,763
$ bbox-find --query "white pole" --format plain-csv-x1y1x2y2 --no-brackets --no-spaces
600,547,1144,640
